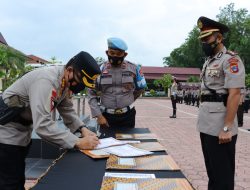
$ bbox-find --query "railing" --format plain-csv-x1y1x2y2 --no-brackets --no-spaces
52,94,86,121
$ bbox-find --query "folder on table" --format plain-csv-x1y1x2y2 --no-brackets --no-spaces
100,177,194,190
81,149,110,159
131,142,166,152
106,155,180,171
116,133,157,140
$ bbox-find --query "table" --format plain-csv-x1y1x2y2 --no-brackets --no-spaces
33,128,186,190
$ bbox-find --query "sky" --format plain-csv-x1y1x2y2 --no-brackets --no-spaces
0,0,249,66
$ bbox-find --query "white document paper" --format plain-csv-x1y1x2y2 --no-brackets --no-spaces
118,158,136,166
95,137,127,149
89,149,110,156
103,144,153,157
115,182,138,190
120,140,141,144
105,172,155,179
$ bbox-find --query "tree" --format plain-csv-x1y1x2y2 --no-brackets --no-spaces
50,56,61,64
0,44,30,90
163,3,250,73
216,3,250,73
246,73,250,88
95,57,106,65
153,74,172,93
163,27,204,68
187,76,200,82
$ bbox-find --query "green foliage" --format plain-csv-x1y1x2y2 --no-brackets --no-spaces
246,73,250,87
95,57,106,65
0,44,29,90
153,79,161,87
153,74,172,93
187,76,200,82
149,89,156,96
216,3,250,73
163,3,250,73
163,27,204,68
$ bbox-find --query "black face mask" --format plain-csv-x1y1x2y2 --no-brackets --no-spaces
202,40,218,57
68,78,85,94
108,56,124,66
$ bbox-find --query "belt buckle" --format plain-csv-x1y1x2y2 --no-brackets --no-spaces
114,108,123,114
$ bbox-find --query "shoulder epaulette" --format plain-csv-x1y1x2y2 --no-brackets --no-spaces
226,50,238,56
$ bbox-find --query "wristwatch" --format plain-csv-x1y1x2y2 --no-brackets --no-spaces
223,126,230,132
75,125,86,134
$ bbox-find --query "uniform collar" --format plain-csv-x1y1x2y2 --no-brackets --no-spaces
213,47,227,60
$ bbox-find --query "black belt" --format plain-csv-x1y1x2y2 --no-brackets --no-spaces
200,94,228,106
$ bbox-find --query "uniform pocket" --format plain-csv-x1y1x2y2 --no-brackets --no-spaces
208,102,226,113
122,75,134,92
100,76,113,93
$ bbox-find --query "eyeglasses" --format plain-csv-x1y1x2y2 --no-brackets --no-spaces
107,49,125,57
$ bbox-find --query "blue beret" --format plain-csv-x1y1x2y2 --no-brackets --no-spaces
107,37,128,51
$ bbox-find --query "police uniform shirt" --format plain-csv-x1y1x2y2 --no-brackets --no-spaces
88,60,140,117
197,47,245,136
0,66,83,148
171,82,178,96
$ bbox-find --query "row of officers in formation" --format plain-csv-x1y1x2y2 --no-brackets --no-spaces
0,16,246,190
172,86,250,128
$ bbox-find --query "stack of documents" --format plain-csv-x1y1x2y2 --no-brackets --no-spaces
94,137,127,149
81,138,152,158
102,144,153,157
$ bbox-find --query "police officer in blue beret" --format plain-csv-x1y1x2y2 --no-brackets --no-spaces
0,51,101,190
197,16,245,190
88,37,147,129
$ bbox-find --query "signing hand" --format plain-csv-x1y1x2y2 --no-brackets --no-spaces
75,136,100,150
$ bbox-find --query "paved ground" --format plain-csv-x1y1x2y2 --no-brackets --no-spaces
85,98,250,190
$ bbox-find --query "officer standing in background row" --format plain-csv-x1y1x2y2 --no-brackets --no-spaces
0,51,101,190
237,88,245,127
87,37,146,129
169,77,178,118
197,16,245,190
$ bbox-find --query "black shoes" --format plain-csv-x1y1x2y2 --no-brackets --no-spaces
169,115,176,118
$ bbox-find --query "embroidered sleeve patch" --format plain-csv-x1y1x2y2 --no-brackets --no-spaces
230,62,239,73
229,57,239,74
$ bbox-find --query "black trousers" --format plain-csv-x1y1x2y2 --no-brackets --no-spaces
237,104,244,126
244,100,249,113
170,95,177,115
0,143,30,190
200,133,237,190
103,108,136,128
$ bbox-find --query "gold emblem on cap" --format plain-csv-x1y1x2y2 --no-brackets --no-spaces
198,20,203,29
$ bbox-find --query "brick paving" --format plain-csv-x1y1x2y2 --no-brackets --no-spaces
85,98,250,190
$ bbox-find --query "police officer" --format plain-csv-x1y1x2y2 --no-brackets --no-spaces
169,77,177,118
87,37,146,129
0,51,101,190
197,16,245,190
237,88,245,127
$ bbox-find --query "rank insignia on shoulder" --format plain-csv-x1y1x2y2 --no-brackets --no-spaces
226,50,237,56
